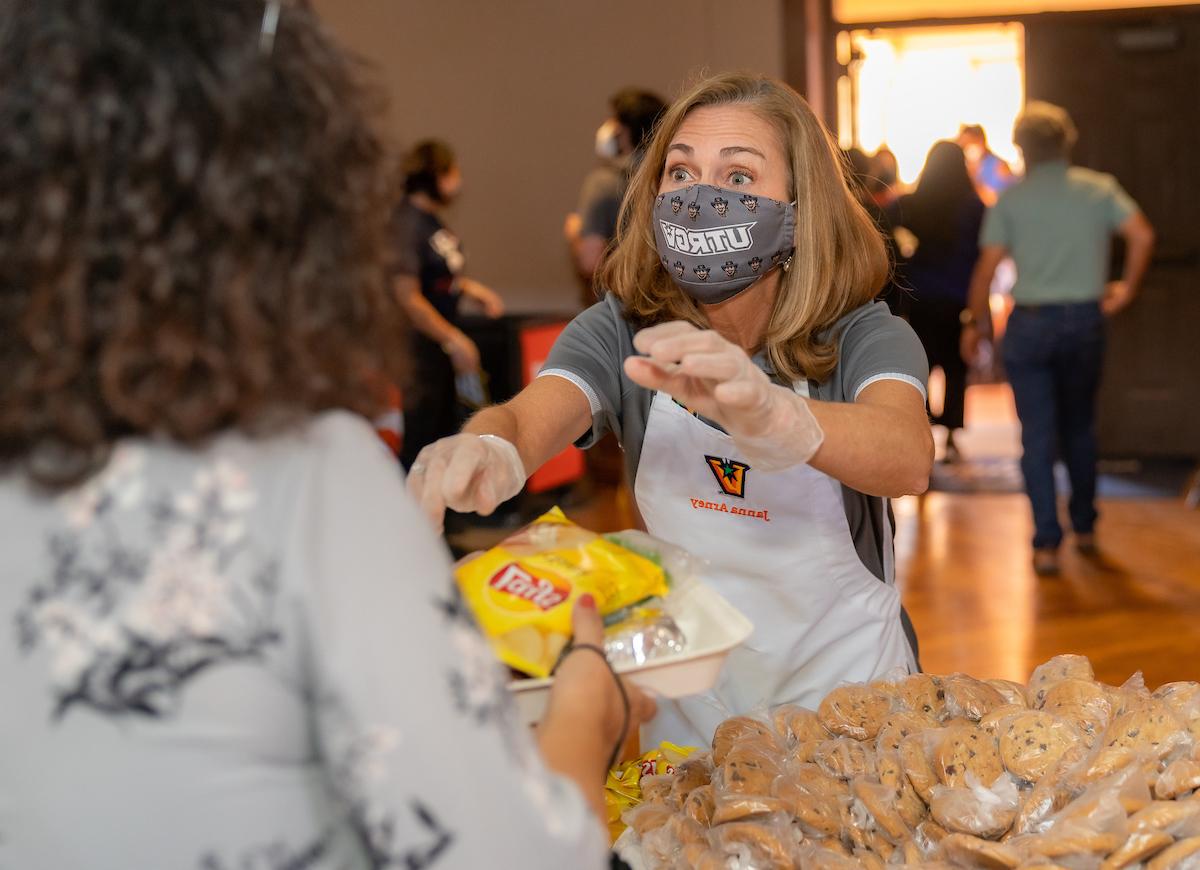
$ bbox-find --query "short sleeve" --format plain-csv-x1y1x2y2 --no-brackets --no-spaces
538,297,629,449
577,168,623,240
293,413,607,870
979,198,1011,249
1103,176,1138,230
836,303,930,402
390,207,423,278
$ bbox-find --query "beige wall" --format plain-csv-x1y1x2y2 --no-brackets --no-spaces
313,0,784,315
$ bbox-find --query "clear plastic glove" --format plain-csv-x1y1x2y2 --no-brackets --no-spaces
407,433,525,532
623,321,824,472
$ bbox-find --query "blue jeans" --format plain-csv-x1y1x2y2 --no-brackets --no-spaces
1003,302,1106,550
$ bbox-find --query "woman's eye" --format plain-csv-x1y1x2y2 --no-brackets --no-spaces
668,166,692,183
730,171,753,185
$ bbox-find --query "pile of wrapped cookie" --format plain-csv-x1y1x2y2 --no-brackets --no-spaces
618,655,1200,869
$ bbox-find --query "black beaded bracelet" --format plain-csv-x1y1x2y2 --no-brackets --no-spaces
554,641,630,773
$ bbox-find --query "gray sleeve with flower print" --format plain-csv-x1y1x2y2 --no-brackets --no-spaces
0,411,607,870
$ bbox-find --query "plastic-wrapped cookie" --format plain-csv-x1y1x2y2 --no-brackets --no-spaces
1100,830,1174,869
797,843,860,869
943,674,1009,722
708,817,798,870
878,750,929,827
1013,744,1087,835
773,779,845,837
935,723,1004,789
712,716,779,766
1156,755,1200,799
1147,836,1200,870
999,711,1082,782
771,704,827,746
775,761,850,797
670,753,714,804
939,832,1020,869
814,737,877,781
979,704,1028,735
624,800,673,836
683,783,715,826
1040,678,1115,743
720,744,782,796
710,792,791,825
877,710,940,753
893,673,947,719
1017,829,1124,861
900,732,941,804
1028,654,1095,706
929,776,1019,840
987,679,1030,708
1086,701,1190,779
853,776,913,842
1153,681,1200,718
1129,799,1200,834
818,683,894,740
789,738,824,765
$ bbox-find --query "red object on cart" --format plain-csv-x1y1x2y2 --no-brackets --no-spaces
519,321,585,494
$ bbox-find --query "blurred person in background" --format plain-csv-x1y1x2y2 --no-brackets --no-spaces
888,141,985,461
393,139,505,472
0,2,651,867
868,146,902,209
844,147,904,316
958,123,1016,207
963,102,1156,575
565,88,666,292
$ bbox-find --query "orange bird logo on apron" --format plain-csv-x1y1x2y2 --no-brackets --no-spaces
704,456,750,499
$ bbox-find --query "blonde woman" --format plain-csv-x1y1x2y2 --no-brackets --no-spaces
411,73,934,745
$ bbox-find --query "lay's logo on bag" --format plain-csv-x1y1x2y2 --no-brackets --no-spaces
705,455,750,499
487,563,569,611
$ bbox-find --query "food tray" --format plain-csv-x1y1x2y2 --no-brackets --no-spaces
508,580,753,724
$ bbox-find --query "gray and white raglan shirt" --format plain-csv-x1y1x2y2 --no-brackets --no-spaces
540,293,930,587
0,412,606,870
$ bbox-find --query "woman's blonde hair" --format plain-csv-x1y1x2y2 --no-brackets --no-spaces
598,72,888,384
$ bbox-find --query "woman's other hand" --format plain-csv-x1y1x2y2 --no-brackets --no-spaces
624,321,824,471
407,434,525,532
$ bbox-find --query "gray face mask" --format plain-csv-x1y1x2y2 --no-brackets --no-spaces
653,183,796,305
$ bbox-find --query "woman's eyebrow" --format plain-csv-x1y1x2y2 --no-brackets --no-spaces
720,145,765,159
667,143,693,155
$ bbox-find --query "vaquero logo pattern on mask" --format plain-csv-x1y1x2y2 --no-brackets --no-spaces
653,183,796,305
658,220,756,256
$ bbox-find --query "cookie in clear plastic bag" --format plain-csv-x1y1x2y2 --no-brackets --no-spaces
930,772,1020,840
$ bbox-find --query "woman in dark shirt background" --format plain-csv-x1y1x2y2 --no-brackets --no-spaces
393,140,505,470
888,141,985,461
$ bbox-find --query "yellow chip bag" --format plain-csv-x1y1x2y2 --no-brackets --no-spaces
454,507,669,677
605,742,698,841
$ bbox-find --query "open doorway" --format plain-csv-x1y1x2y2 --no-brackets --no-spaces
837,22,1027,478
840,23,1025,184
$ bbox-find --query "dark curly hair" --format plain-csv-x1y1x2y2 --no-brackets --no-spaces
0,0,406,487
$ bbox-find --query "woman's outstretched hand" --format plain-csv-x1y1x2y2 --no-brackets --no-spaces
624,321,824,471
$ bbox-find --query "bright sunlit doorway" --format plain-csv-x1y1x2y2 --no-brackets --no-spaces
839,22,1025,185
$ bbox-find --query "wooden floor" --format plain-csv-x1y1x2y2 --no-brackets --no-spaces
454,384,1200,690
897,383,1200,689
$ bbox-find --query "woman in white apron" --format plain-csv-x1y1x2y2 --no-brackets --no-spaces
409,73,934,748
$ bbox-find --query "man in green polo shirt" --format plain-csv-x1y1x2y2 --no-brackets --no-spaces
963,101,1156,575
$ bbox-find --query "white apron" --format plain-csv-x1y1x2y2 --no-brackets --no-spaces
635,386,915,748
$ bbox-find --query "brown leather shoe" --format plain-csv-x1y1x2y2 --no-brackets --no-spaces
1075,533,1098,556
1033,547,1060,575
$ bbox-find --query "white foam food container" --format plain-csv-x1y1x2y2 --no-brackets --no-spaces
508,580,753,725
